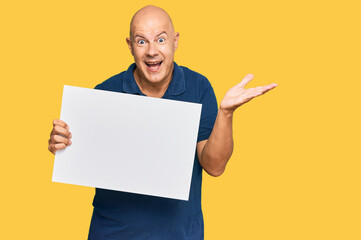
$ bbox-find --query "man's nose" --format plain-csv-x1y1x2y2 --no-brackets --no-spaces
146,42,159,57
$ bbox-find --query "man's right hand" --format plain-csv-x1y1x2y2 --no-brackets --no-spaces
48,119,72,155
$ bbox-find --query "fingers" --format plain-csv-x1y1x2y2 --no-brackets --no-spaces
257,83,278,94
247,83,277,99
237,74,278,92
49,119,72,155
48,143,68,154
53,119,69,130
51,134,72,145
51,124,71,138
246,82,275,92
260,83,277,95
237,74,254,89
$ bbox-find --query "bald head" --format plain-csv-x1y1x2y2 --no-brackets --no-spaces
126,5,179,88
129,5,174,39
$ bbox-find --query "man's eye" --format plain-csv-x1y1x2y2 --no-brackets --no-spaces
138,40,146,44
158,38,165,43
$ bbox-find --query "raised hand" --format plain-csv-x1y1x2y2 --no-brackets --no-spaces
220,74,277,113
48,119,72,155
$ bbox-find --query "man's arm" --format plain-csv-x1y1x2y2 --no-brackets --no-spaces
197,74,277,177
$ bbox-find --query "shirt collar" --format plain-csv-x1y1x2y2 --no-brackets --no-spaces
123,62,185,96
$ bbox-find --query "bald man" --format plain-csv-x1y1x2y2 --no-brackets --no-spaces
48,5,277,239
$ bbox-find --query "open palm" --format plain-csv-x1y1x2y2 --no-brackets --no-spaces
220,74,277,113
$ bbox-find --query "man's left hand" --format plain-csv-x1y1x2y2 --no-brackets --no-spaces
220,74,277,114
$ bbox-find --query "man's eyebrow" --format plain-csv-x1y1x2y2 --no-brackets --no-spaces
134,31,168,39
134,34,145,38
156,31,168,37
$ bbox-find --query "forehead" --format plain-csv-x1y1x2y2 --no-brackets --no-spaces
131,12,173,37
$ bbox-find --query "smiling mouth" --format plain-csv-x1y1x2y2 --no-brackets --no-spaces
145,61,163,72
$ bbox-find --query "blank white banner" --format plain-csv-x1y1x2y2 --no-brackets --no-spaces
52,85,202,201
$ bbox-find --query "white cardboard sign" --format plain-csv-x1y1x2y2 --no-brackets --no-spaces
52,85,202,201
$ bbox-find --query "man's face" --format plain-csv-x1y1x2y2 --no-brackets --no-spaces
127,14,179,85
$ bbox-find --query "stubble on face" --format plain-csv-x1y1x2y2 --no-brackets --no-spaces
127,5,179,92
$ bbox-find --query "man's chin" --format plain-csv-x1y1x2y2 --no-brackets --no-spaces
145,75,164,83
142,70,165,83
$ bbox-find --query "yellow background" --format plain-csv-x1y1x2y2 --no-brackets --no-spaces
1,0,360,239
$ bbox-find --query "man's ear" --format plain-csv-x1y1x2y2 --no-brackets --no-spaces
174,32,180,51
126,37,134,56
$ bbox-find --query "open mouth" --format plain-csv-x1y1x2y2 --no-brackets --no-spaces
145,61,163,72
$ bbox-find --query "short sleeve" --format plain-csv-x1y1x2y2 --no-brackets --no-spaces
94,81,108,91
197,85,218,142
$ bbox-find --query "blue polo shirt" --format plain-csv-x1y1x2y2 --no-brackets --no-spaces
88,62,218,240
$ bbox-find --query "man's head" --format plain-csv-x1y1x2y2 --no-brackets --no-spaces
126,5,179,86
